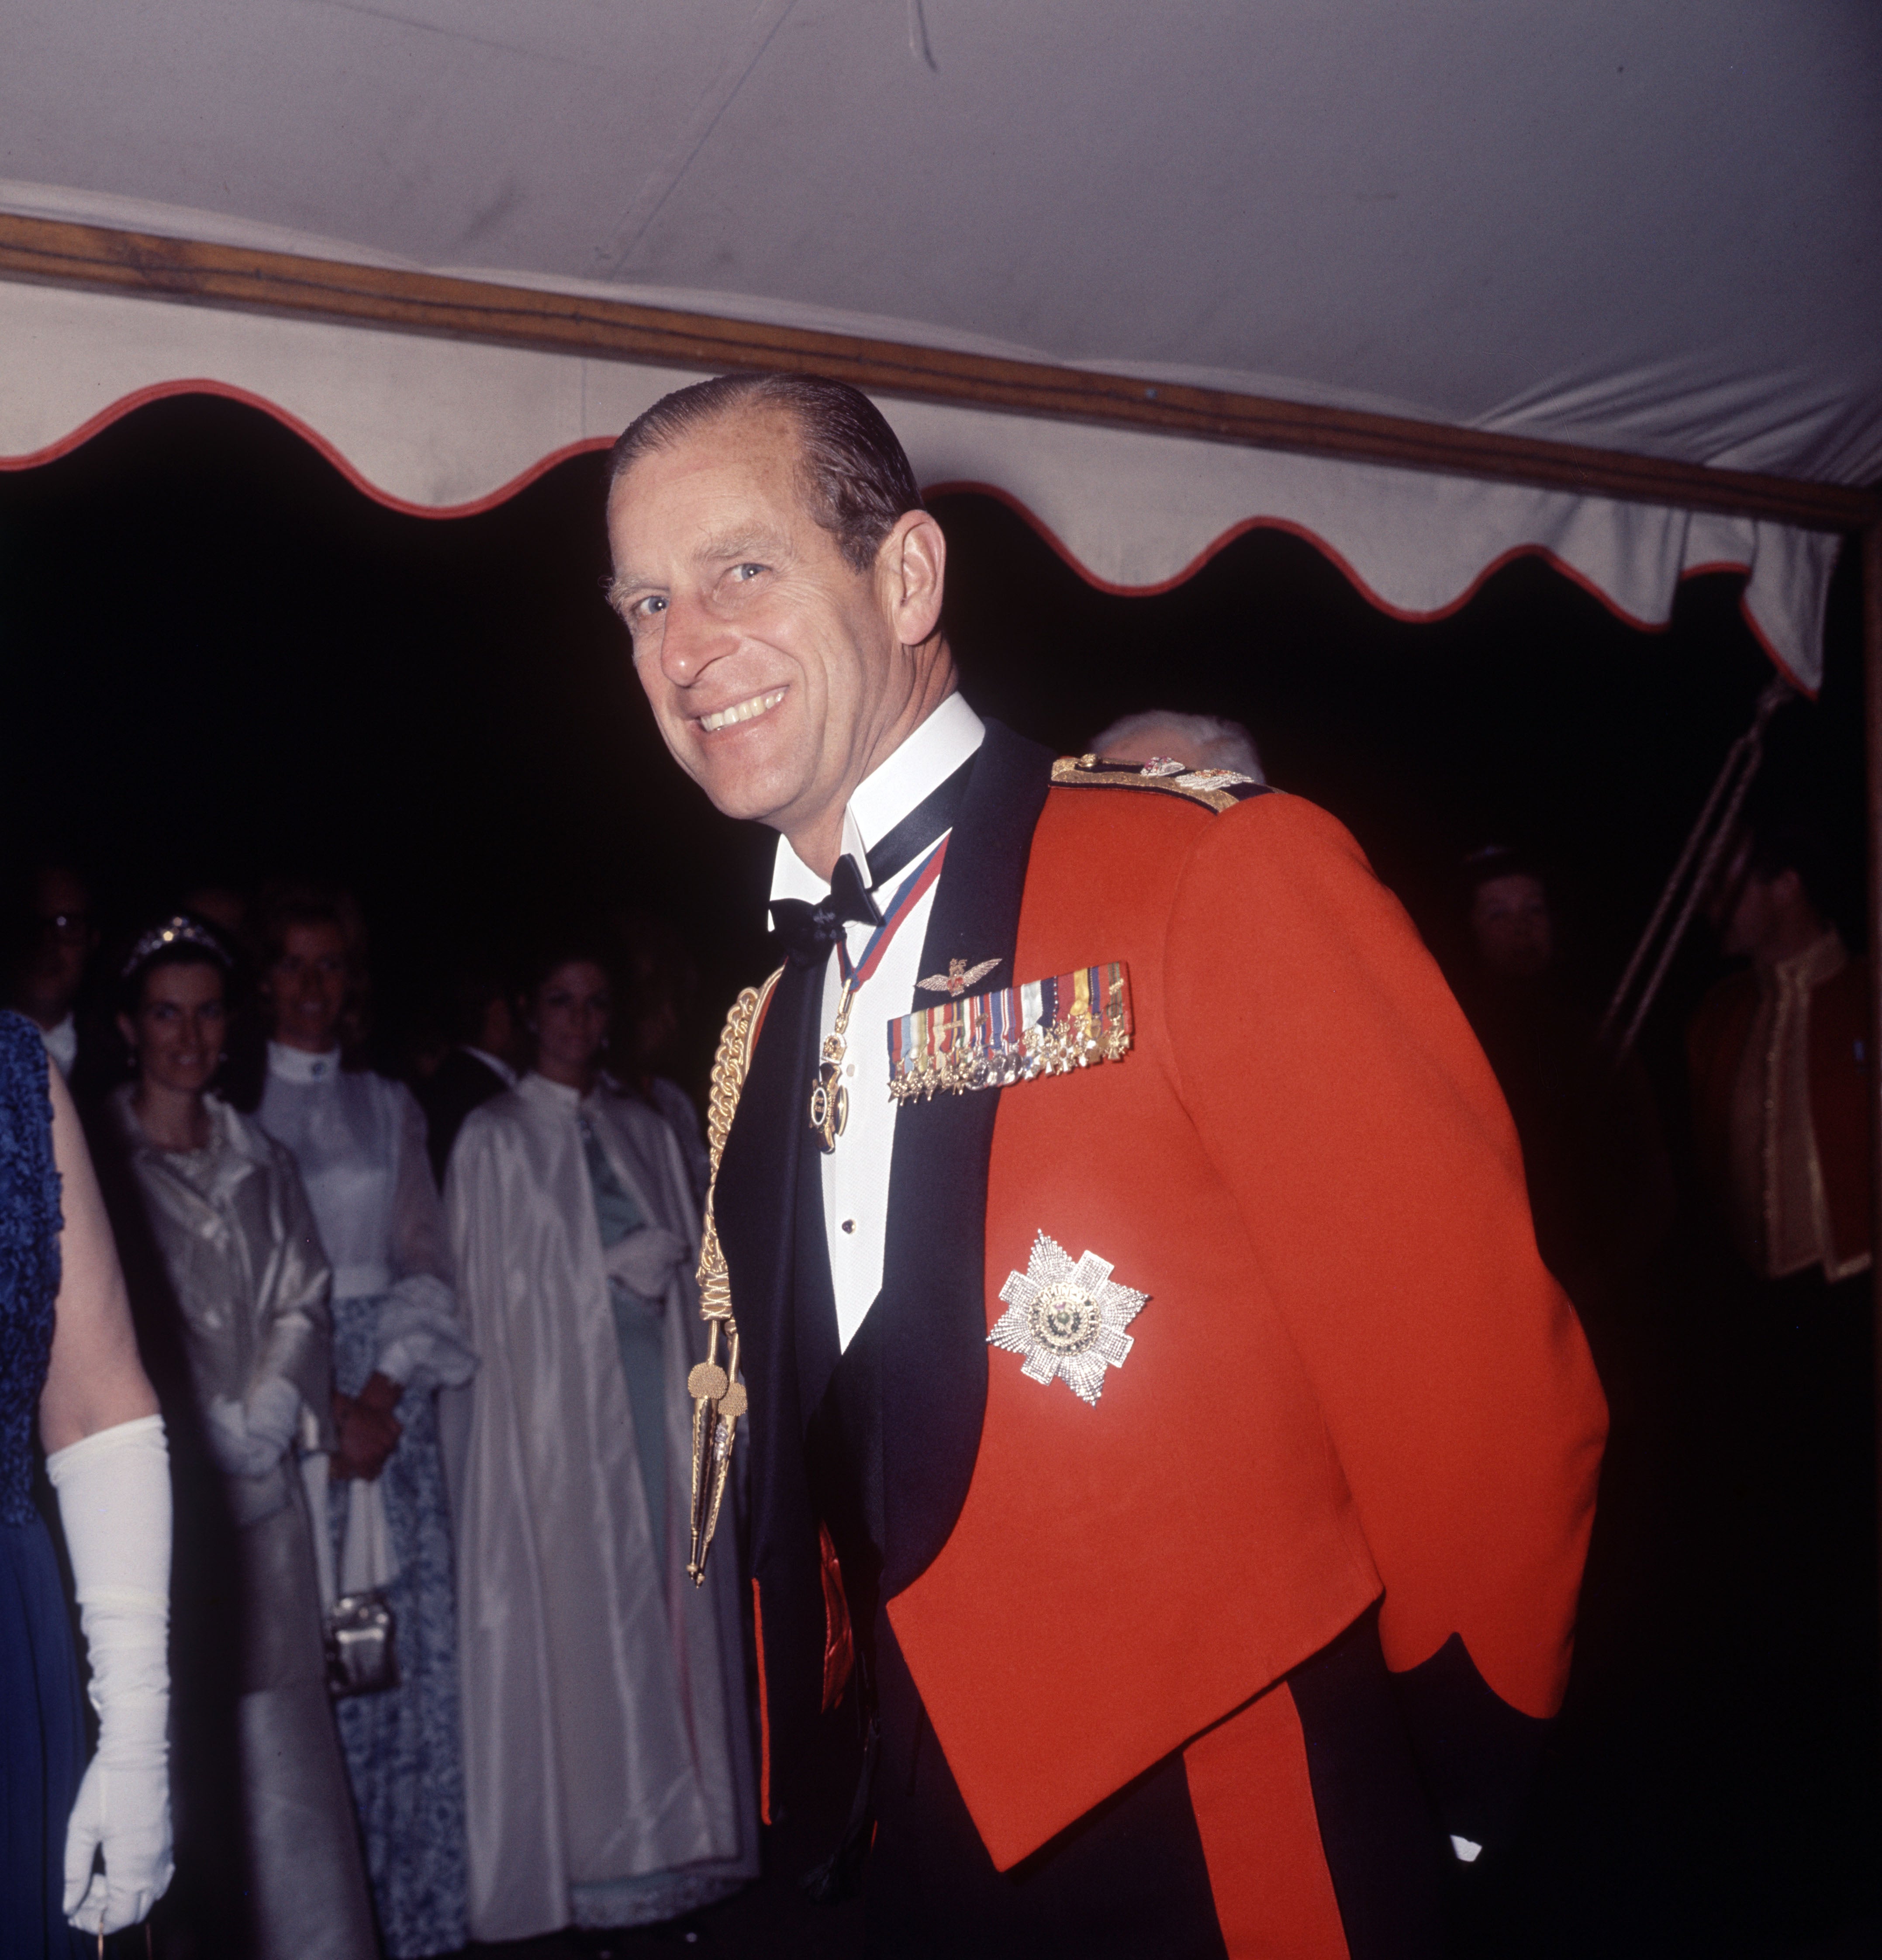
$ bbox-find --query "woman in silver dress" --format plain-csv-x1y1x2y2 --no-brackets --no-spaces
255,884,474,1960
103,916,375,1960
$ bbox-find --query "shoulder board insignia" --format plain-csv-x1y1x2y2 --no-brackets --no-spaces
1051,753,1270,813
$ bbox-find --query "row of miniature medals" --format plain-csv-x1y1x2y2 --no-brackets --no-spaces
808,837,1135,1152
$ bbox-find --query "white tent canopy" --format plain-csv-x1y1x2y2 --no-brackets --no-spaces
2,2,1878,686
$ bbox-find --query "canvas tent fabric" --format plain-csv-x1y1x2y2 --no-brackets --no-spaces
0,2,1877,685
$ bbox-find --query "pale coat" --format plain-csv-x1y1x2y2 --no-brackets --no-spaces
443,1072,756,1943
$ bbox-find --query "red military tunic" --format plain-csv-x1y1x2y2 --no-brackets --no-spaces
716,727,1606,1956
891,770,1606,1949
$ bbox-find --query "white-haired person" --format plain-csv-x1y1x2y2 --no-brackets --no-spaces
2,1004,173,1948
101,916,375,1960
1086,708,1265,783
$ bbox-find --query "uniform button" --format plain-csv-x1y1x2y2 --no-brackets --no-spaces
841,1219,856,1234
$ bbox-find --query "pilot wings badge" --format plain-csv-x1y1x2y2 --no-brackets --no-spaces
989,1233,1149,1406
917,956,1001,997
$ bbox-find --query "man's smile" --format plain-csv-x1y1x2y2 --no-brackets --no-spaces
698,687,788,735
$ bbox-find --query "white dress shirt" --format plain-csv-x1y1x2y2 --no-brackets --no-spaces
768,692,986,1352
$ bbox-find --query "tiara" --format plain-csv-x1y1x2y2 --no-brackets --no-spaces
121,916,231,979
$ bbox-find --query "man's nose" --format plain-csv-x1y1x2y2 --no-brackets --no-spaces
658,594,733,684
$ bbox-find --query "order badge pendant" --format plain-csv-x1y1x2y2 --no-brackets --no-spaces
988,1232,1149,1405
808,1035,850,1154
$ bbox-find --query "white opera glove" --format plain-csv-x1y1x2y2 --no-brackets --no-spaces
602,1224,690,1299
47,1414,175,1935
204,1376,303,1479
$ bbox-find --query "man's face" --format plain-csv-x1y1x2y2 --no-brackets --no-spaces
1470,873,1554,980
17,867,94,1023
605,408,901,836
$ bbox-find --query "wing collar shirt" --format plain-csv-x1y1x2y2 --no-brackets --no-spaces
768,692,985,1352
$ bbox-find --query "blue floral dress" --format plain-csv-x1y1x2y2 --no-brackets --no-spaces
0,1010,85,1958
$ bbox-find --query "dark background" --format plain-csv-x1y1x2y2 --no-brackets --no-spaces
2,393,1875,1957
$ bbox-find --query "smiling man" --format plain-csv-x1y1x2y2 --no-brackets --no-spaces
604,373,1607,1960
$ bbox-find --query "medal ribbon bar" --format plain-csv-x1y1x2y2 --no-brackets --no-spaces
888,960,1133,1101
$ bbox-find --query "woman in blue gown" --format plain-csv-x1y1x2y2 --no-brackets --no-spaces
1,1007,174,1954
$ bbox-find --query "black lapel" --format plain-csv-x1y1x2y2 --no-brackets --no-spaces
715,961,825,1635
878,719,1056,1597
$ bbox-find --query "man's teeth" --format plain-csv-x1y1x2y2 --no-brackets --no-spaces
701,689,786,734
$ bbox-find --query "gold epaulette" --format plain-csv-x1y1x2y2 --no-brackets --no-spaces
686,964,782,1586
1050,754,1269,815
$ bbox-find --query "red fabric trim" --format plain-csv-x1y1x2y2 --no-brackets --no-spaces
751,1577,772,1827
0,377,612,518
927,475,1744,618
1184,1684,1350,1960
0,387,1808,694
923,478,1808,695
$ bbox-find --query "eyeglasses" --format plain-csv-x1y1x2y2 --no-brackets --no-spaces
36,912,93,945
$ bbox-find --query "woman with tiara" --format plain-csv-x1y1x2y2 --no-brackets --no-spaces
101,915,375,1960
445,935,757,1944
2,1000,173,1953
254,883,474,1960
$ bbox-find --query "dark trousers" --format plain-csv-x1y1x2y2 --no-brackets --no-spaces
852,1607,1446,1960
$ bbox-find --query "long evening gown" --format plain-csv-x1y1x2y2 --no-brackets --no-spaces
444,1072,757,1942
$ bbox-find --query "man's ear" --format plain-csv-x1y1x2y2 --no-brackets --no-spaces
116,1012,137,1052
880,509,947,648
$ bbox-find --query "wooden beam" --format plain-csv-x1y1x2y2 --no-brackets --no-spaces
0,210,1875,534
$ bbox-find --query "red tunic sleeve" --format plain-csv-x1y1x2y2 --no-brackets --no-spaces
1162,794,1606,1717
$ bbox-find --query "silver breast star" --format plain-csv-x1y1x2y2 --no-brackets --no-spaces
988,1232,1149,1406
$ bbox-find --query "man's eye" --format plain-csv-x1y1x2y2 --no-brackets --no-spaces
731,563,764,583
632,595,667,620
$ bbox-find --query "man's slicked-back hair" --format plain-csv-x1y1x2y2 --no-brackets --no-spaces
607,372,924,574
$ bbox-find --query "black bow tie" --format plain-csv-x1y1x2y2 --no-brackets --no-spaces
767,750,980,970
770,854,882,969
